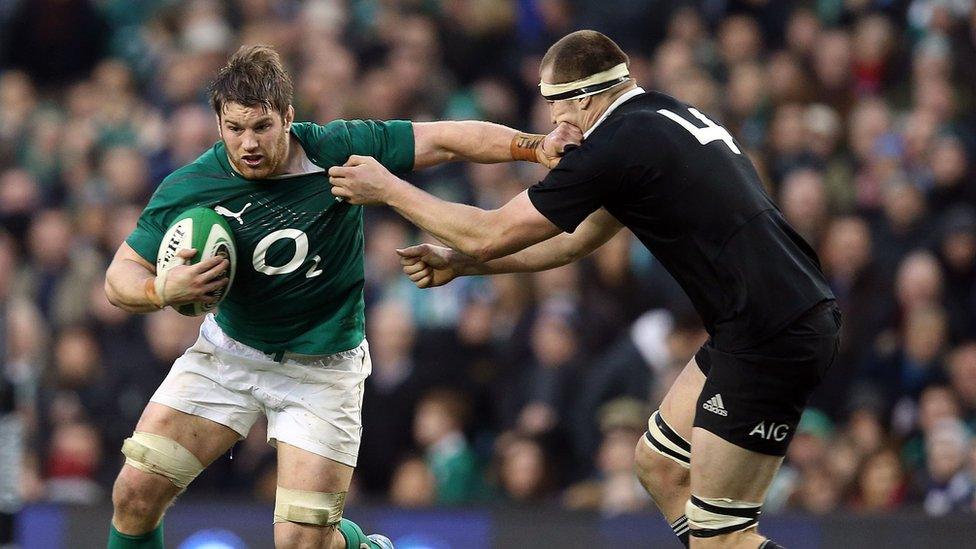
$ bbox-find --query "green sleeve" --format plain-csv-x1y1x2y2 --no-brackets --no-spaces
124,177,187,263
311,119,415,173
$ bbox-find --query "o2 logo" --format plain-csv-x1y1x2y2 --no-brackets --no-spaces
252,229,324,278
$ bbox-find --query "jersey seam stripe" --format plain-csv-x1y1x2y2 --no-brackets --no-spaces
710,207,776,263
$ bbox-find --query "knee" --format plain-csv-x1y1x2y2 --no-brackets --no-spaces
635,440,690,493
637,409,692,487
111,469,171,528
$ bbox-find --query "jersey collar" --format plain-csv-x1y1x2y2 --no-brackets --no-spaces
583,87,646,139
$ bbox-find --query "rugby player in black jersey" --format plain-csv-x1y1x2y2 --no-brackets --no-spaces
329,30,841,549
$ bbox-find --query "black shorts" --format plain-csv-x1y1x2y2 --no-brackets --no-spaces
693,300,841,456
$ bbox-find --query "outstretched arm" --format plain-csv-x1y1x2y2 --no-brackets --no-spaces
329,156,561,262
469,207,622,273
412,121,581,169
398,208,623,288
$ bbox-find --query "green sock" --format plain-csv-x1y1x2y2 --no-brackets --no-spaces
108,522,163,549
338,518,381,549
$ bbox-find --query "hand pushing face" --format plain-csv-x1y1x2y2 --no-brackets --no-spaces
537,122,584,167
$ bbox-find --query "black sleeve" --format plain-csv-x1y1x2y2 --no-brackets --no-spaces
527,137,621,233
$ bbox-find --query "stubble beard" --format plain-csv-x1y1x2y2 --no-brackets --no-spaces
230,129,290,179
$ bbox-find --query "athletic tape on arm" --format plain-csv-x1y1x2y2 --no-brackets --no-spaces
146,269,170,308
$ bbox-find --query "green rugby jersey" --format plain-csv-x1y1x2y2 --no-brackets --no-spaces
127,120,414,355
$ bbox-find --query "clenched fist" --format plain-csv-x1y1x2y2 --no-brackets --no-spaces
396,244,471,288
328,155,401,205
537,122,583,168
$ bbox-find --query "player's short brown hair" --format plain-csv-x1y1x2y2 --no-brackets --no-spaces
208,45,293,119
541,30,629,84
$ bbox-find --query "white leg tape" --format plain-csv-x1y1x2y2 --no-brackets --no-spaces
686,495,762,537
121,431,204,489
642,410,692,468
273,486,347,526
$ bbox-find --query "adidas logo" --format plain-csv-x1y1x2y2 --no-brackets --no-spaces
703,394,728,416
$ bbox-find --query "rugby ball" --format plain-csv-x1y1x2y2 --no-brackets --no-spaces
156,207,237,316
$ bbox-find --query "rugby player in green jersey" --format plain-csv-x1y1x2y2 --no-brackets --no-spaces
103,45,580,549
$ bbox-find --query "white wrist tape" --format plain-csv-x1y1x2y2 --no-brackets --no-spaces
153,268,170,307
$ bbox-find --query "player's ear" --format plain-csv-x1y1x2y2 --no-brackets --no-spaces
215,113,222,136
579,96,593,110
284,105,295,129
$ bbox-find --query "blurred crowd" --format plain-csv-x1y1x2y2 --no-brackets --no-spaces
1,0,976,522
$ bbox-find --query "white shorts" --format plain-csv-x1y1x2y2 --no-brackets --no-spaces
150,315,371,467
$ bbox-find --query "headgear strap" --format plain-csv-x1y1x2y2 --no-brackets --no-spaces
540,63,630,101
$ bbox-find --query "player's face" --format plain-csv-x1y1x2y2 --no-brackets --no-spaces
547,98,584,127
541,65,586,129
218,102,294,179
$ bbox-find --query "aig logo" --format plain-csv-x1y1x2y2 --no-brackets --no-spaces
749,421,790,441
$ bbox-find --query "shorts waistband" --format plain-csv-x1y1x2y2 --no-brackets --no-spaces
201,315,364,364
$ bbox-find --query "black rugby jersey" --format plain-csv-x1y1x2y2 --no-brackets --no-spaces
528,91,834,351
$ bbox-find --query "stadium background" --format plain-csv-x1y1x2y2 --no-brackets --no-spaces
1,0,976,547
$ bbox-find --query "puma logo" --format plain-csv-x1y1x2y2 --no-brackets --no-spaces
215,202,252,225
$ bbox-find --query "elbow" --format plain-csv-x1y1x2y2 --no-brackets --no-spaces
565,241,594,264
461,235,501,264
561,250,583,267
103,268,133,311
103,276,122,308
471,247,497,264
414,144,457,169
440,148,458,163
461,240,493,264
463,210,512,262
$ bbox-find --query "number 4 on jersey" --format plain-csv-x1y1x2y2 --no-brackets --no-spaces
657,108,741,155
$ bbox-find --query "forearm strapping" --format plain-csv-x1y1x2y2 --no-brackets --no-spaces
511,132,544,163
